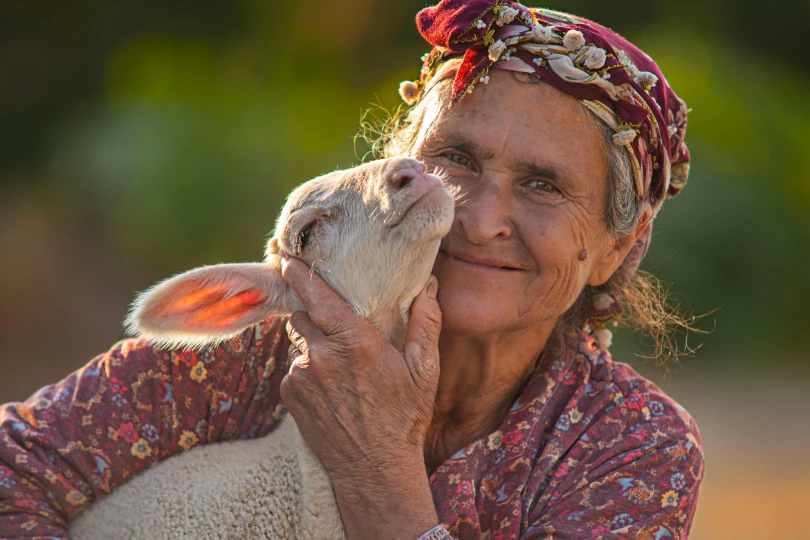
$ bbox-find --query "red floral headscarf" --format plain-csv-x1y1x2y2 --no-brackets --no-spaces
399,1,692,326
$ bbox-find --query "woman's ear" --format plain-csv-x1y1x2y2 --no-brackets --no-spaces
586,201,653,287
126,256,295,349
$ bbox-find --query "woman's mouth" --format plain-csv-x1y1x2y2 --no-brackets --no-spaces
439,249,523,273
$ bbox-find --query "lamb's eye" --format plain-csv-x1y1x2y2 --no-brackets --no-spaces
299,222,315,253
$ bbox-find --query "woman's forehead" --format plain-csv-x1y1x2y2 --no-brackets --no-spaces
425,73,608,186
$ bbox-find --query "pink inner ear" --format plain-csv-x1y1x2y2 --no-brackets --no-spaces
189,290,266,327
165,286,223,311
153,281,267,331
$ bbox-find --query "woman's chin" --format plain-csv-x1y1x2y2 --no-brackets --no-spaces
435,285,514,335
431,264,517,334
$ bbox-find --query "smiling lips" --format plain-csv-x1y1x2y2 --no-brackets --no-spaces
441,248,523,272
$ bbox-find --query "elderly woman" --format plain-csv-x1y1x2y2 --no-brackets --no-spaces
0,1,703,538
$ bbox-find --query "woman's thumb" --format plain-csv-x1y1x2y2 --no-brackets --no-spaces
403,275,442,379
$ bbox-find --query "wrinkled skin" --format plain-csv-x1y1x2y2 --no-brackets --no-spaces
281,71,652,539
422,75,626,335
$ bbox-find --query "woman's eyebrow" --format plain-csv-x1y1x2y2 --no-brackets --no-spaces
430,133,495,160
513,159,568,184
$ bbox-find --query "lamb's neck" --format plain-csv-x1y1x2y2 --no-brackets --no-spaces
368,300,411,350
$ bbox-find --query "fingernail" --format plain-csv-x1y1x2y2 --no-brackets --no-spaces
427,276,438,299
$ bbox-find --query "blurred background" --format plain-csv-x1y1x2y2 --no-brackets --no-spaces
1,0,808,537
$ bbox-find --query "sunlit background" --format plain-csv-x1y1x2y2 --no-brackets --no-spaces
1,1,808,538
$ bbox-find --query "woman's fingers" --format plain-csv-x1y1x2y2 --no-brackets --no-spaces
282,312,327,408
279,259,438,477
403,276,442,384
281,257,358,336
286,311,324,355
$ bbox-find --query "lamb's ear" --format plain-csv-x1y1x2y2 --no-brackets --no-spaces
126,257,293,349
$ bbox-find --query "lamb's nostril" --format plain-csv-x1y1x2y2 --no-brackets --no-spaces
390,168,420,191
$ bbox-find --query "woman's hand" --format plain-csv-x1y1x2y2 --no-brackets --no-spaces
279,256,442,539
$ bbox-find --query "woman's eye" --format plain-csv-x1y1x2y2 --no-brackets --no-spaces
443,153,472,168
299,223,314,251
530,179,558,193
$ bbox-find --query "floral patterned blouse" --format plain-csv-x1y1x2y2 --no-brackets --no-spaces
0,316,704,539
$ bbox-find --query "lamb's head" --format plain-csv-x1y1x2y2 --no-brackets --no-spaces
127,157,454,349
268,158,455,338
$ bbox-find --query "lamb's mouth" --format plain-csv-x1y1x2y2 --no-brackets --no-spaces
387,186,450,228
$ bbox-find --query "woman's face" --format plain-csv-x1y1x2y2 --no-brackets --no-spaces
416,71,638,336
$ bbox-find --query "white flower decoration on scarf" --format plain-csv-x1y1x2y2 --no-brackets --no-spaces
612,129,637,145
398,81,419,105
593,328,613,350
496,6,519,26
635,70,659,91
563,29,585,51
488,39,507,61
530,23,556,43
580,46,607,69
592,293,616,311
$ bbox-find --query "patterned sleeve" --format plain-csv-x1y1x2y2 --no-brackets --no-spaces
522,425,705,539
0,317,290,539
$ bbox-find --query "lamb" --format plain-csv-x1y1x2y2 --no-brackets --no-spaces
68,157,455,540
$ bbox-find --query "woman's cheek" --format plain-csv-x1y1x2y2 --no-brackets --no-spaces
517,215,590,312
526,265,575,313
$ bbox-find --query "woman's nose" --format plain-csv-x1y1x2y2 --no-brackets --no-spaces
455,181,514,243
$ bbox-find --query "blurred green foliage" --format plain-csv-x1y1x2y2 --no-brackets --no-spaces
1,0,808,374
